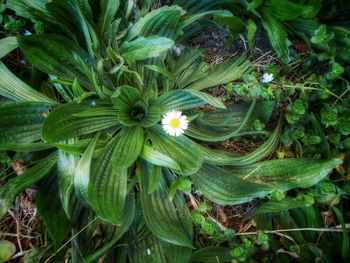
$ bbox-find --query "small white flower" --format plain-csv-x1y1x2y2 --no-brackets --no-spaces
146,248,151,255
171,44,184,57
161,110,188,137
262,73,274,83
23,30,32,36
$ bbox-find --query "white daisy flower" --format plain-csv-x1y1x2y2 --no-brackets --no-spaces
262,73,274,83
161,110,188,137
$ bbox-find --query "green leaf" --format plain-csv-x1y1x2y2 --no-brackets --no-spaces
185,99,257,142
140,145,181,173
230,158,341,190
0,152,58,219
191,247,232,263
0,142,53,152
0,37,18,59
46,0,93,54
0,62,57,103
191,164,273,205
121,36,174,62
147,125,204,175
138,161,193,247
246,19,257,51
264,0,316,21
42,101,119,143
112,126,144,169
98,0,120,45
126,6,183,39
18,34,95,89
0,102,52,144
57,149,78,217
0,240,16,263
157,89,226,112
80,195,135,263
74,134,99,205
186,55,251,91
261,9,290,64
36,172,71,248
255,198,310,215
333,206,350,261
200,119,281,165
7,0,52,23
88,137,128,224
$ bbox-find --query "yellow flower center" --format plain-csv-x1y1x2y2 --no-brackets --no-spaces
169,118,181,129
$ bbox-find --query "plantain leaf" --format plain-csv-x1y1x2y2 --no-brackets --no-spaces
229,158,341,190
0,152,58,219
126,6,183,39
0,142,53,152
333,206,350,261
42,101,119,143
0,62,57,103
191,246,232,262
7,0,52,23
147,125,204,175
57,149,78,217
264,0,316,21
18,34,95,88
74,134,99,205
112,126,144,169
80,195,135,263
46,0,93,54
36,172,71,248
157,89,226,112
186,55,251,91
0,102,52,144
255,198,310,215
0,37,18,59
121,36,174,62
200,119,281,165
191,164,273,205
138,161,193,247
88,137,128,225
140,145,181,173
98,0,120,45
261,8,290,64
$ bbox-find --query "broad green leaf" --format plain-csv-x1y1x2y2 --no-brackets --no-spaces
147,125,204,175
18,34,95,89
126,6,183,39
255,198,310,215
144,64,177,83
138,161,193,247
0,62,57,103
0,102,52,144
173,0,226,14
0,37,18,59
112,126,144,169
200,118,281,165
7,0,52,23
186,55,251,91
98,0,120,45
46,0,93,54
191,164,273,205
0,240,16,263
88,137,128,224
186,99,257,142
191,247,232,262
0,152,57,219
264,0,316,21
261,8,290,64
36,172,70,248
157,89,226,112
57,149,78,217
0,142,53,152
121,36,174,62
80,195,135,263
333,206,350,261
140,145,181,172
229,158,341,190
74,135,99,205
42,101,119,143
246,19,257,51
